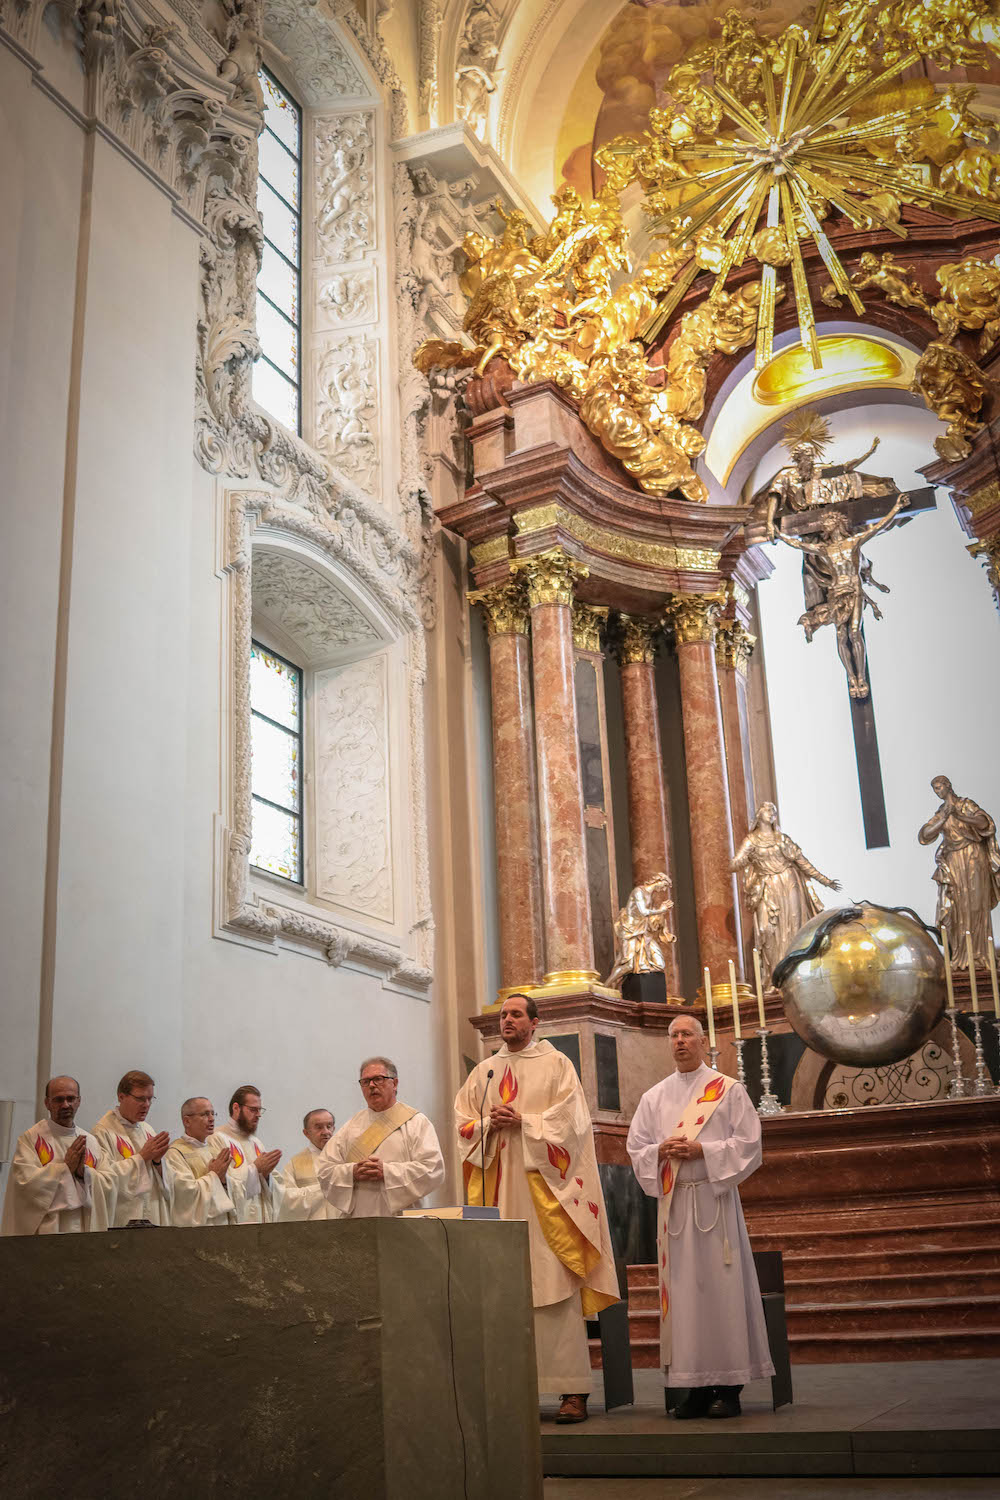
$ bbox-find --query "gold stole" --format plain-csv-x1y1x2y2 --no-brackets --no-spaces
346,1103,417,1163
290,1149,317,1185
657,1072,732,1366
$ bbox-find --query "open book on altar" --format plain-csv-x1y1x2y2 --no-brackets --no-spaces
400,1205,501,1220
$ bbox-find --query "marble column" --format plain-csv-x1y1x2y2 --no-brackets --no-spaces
666,592,742,983
469,579,546,996
614,615,680,995
716,617,757,968
515,549,598,984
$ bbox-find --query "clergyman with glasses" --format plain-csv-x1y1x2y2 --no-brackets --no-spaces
164,1099,237,1228
217,1083,283,1224
317,1057,444,1218
91,1069,173,1226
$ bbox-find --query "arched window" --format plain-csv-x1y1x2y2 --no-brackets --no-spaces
254,70,303,434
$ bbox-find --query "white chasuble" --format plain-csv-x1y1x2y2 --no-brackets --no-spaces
455,1040,619,1315
277,1146,341,1222
216,1125,284,1224
317,1108,444,1218
1,1120,115,1236
627,1063,775,1387
91,1109,174,1227
164,1136,236,1228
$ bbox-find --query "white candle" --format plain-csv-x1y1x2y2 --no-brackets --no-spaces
728,959,741,1039
942,929,955,1007
704,967,716,1049
966,930,979,1013
753,948,767,1028
987,939,1000,1021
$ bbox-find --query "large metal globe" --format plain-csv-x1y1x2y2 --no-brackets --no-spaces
777,904,946,1066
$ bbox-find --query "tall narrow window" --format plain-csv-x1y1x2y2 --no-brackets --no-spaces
254,70,302,434
250,640,303,882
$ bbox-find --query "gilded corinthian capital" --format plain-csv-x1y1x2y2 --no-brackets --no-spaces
572,603,608,653
511,547,588,608
613,614,659,666
664,591,725,645
715,618,756,675
467,579,530,635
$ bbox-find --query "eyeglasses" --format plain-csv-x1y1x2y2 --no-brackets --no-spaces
189,1110,215,1118
241,1106,265,1115
360,1075,395,1086
128,1094,156,1103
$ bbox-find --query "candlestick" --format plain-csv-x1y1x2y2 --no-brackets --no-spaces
753,947,767,1028
728,959,741,1040
708,1045,719,1072
988,940,1000,1021
704,967,716,1049
969,1010,990,1095
966,931,979,1013
942,929,955,1006
734,1036,747,1088
755,1027,783,1115
946,1003,967,1099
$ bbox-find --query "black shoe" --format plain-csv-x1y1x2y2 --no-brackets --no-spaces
673,1386,715,1420
708,1385,742,1419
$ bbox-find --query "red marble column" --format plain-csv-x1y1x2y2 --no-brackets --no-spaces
470,580,546,993
668,592,742,983
516,549,598,983
615,615,680,995
716,618,757,969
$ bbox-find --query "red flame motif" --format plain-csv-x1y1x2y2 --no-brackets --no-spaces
546,1142,571,1179
229,1143,245,1169
575,1176,583,1187
115,1135,134,1160
588,1201,599,1219
661,1250,666,1268
697,1076,726,1105
253,1142,261,1157
498,1066,518,1105
573,1198,579,1206
695,1115,705,1125
85,1148,97,1169
660,1283,669,1319
459,1121,475,1140
34,1136,54,1166
660,1160,674,1196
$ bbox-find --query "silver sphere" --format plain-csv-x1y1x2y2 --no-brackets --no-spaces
777,903,946,1066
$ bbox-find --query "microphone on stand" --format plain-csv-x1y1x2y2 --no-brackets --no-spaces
479,1069,494,1208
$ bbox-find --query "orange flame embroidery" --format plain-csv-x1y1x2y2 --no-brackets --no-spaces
695,1115,705,1125
253,1142,261,1157
34,1136,54,1166
588,1200,599,1219
498,1066,518,1105
115,1135,134,1160
459,1121,475,1141
546,1142,571,1179
575,1176,584,1187
660,1160,674,1196
84,1148,97,1169
660,1283,669,1319
697,1076,726,1105
661,1250,666,1268
229,1143,245,1169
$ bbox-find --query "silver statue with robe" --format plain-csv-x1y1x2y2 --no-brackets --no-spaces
732,803,841,986
606,872,676,990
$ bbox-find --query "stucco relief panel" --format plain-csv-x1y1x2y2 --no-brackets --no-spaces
314,337,381,494
314,653,394,923
313,111,375,265
316,268,377,330
252,550,380,657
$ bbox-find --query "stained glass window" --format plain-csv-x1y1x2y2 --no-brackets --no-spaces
254,71,302,435
250,641,303,882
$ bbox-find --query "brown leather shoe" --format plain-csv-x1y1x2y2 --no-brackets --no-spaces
555,1394,589,1424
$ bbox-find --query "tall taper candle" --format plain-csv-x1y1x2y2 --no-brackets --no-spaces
966,930,979,1013
987,937,1000,1020
942,929,955,1007
729,959,741,1040
753,947,767,1028
704,967,716,1049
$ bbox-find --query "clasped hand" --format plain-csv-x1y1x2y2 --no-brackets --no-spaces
658,1134,703,1162
139,1131,171,1164
489,1104,521,1130
353,1156,384,1183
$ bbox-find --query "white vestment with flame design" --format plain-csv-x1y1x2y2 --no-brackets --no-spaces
91,1109,174,1227
627,1064,774,1388
277,1144,342,1221
317,1109,444,1218
1,1120,115,1236
216,1123,284,1224
164,1135,237,1227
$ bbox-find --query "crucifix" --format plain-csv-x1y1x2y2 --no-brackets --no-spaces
751,413,936,849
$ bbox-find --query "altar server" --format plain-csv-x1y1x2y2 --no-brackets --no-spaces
626,1014,774,1419
217,1084,283,1224
1,1076,115,1236
165,1099,236,1228
318,1058,444,1218
277,1108,341,1221
91,1069,173,1226
455,995,620,1425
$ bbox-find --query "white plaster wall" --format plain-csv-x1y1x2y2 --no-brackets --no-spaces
751,404,1000,936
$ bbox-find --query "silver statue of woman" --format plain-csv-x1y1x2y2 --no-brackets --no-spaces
733,803,841,985
918,776,1000,969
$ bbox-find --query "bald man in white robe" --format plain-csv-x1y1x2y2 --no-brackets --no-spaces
1,1077,116,1236
165,1098,236,1228
318,1058,444,1218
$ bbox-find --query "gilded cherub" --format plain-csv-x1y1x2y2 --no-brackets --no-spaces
821,252,931,315
932,255,1000,355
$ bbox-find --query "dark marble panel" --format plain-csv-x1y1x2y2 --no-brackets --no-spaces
574,659,605,809
547,1032,582,1078
595,1033,621,1112
622,972,667,1004
599,1163,656,1267
586,823,615,980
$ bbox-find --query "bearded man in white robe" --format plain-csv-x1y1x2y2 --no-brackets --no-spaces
627,1014,774,1420
1,1076,116,1235
91,1068,173,1226
455,995,620,1425
165,1098,236,1228
318,1058,444,1218
217,1084,283,1224
277,1108,341,1221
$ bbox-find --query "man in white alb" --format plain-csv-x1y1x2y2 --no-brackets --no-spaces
318,1058,444,1218
1,1076,116,1235
277,1108,341,1221
626,1014,774,1419
165,1098,237,1228
91,1069,173,1226
217,1084,283,1224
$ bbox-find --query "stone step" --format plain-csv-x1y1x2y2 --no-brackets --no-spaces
747,1213,1000,1259
786,1326,1000,1364
776,1244,1000,1280
784,1268,1000,1303
786,1292,1000,1337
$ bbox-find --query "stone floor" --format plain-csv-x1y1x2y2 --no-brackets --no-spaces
545,1480,1000,1498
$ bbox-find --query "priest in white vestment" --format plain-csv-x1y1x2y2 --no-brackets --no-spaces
277,1108,341,1221
318,1058,444,1218
91,1069,173,1226
455,995,620,1425
217,1084,283,1224
1,1076,116,1236
627,1014,774,1419
165,1099,237,1228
